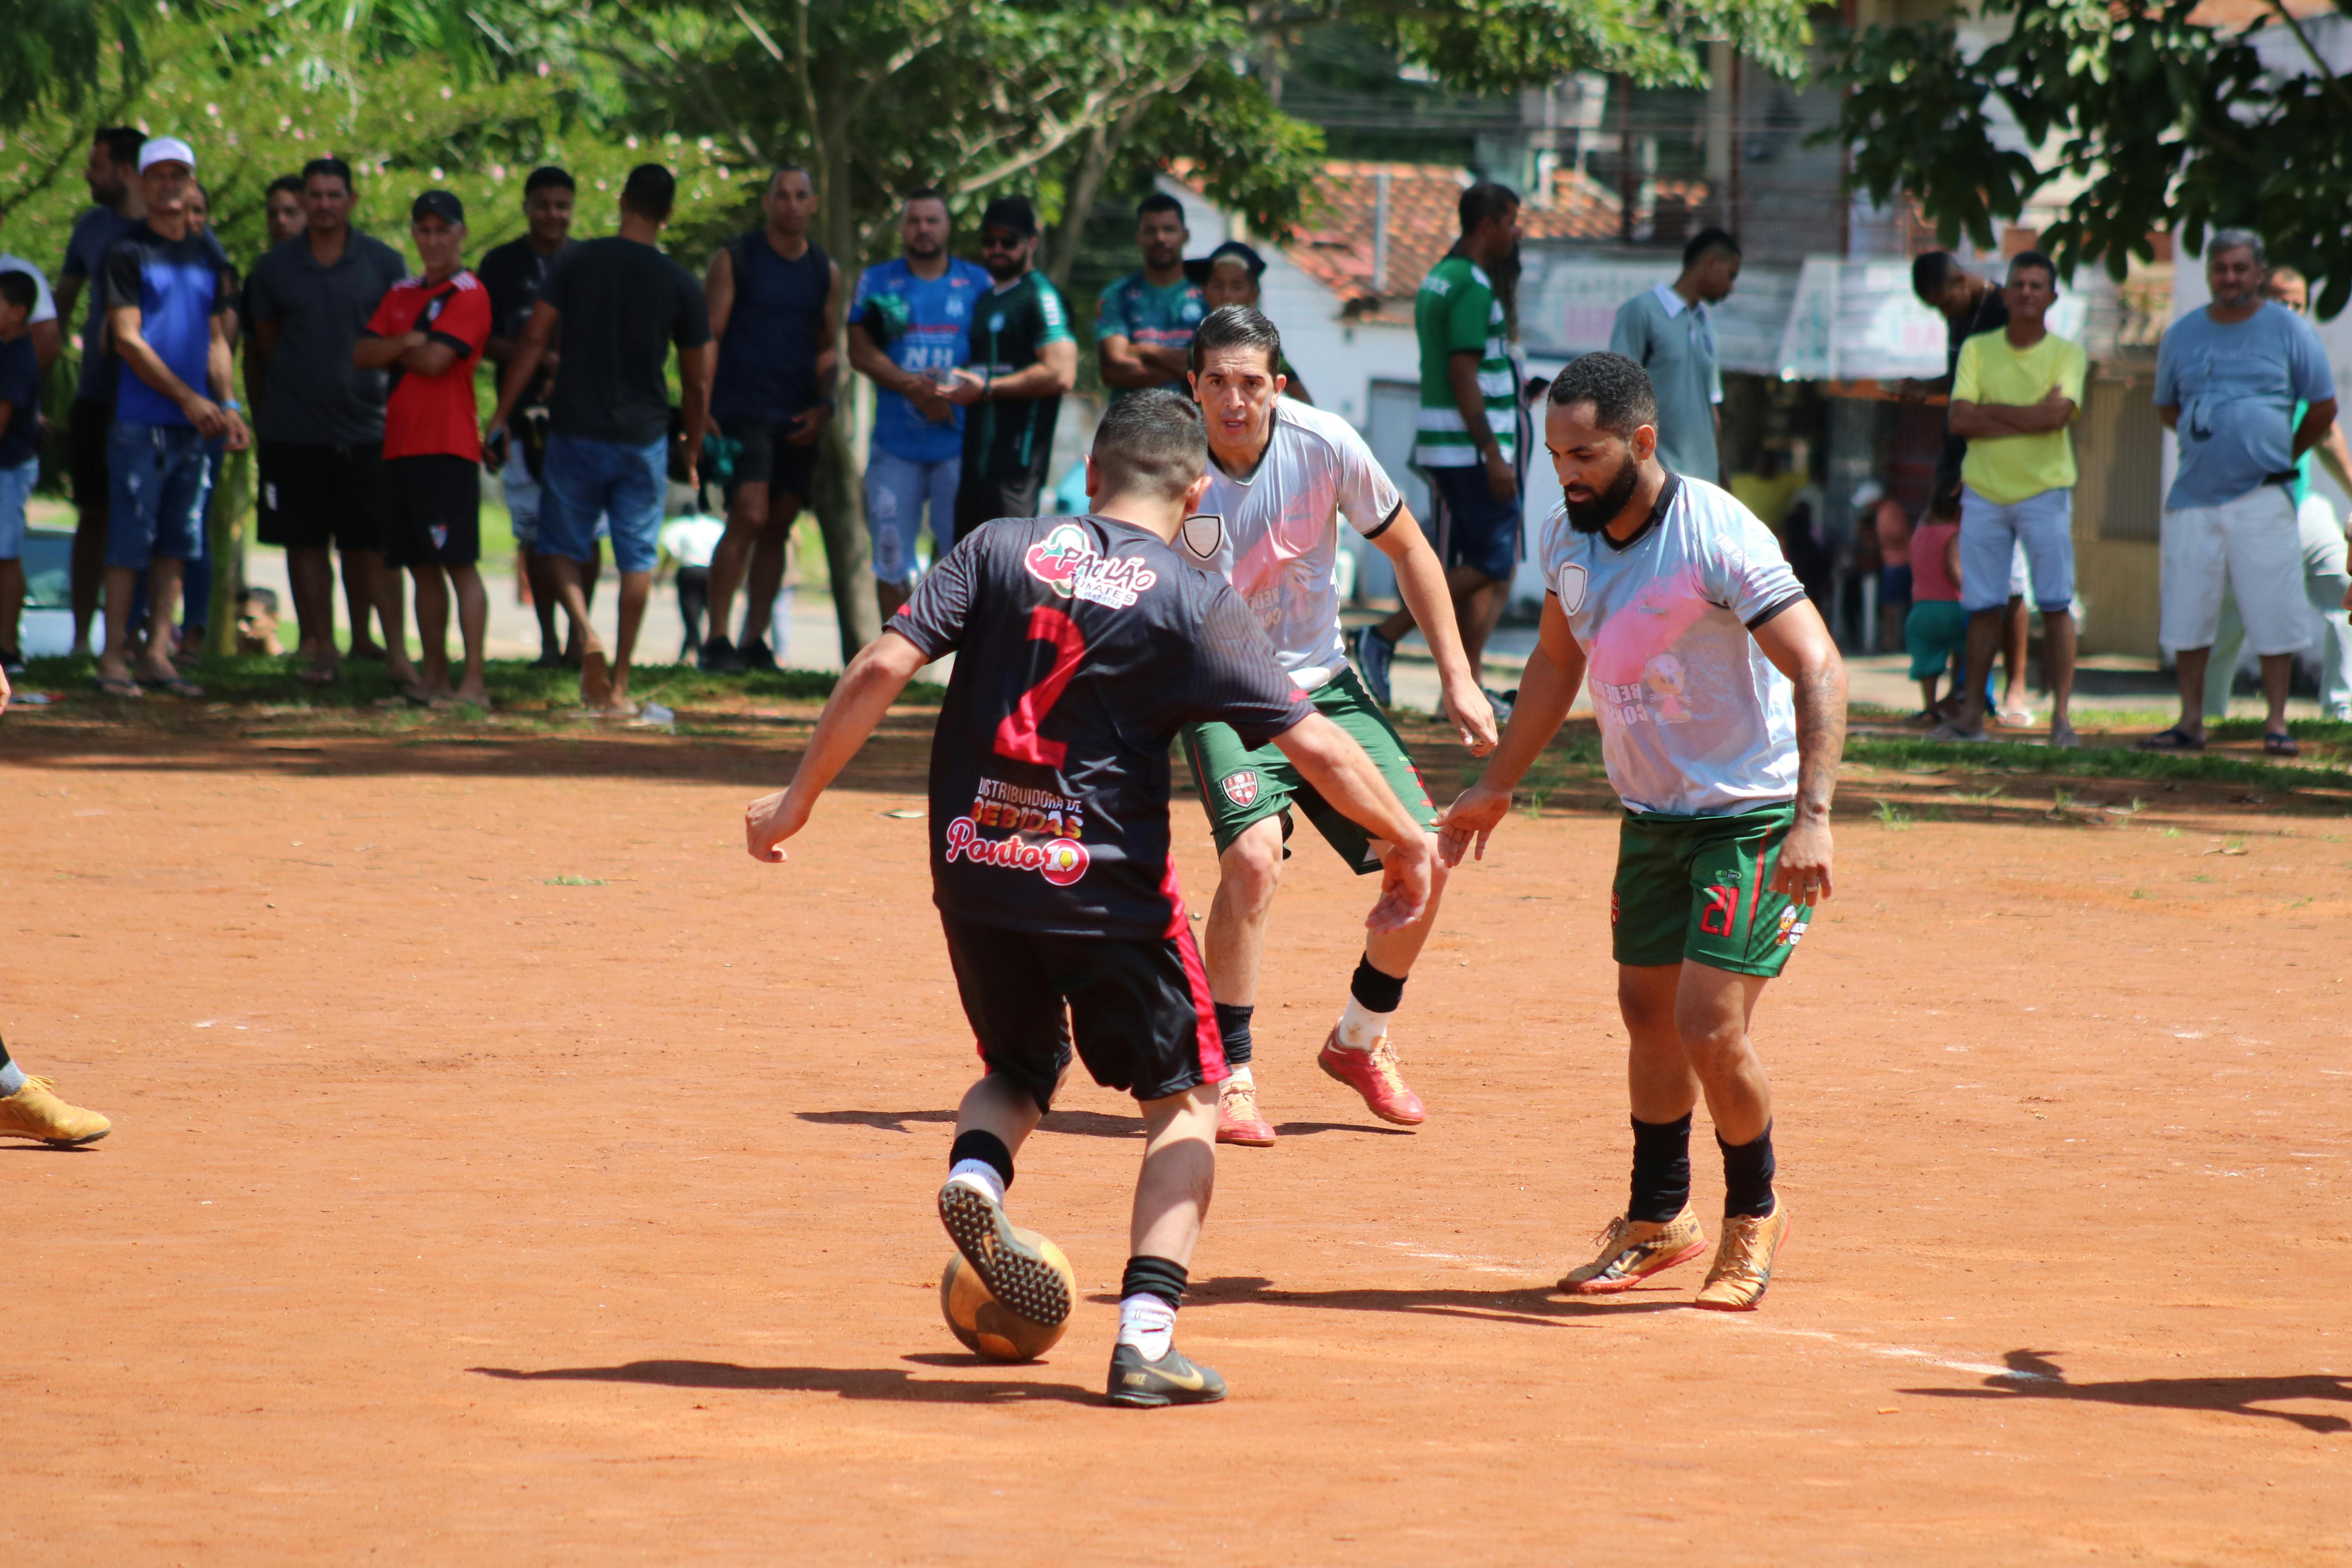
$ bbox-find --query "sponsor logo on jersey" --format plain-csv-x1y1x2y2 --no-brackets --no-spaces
1220,769,1259,808
943,817,1091,887
1023,521,1159,609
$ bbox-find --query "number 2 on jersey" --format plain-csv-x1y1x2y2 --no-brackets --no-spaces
993,604,1086,768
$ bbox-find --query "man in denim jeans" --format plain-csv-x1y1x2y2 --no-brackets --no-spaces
487,164,712,713
94,137,247,699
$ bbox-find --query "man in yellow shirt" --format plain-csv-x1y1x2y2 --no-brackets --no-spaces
1929,250,2087,747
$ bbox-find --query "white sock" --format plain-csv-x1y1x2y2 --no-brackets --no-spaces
1116,1293,1176,1360
0,1061,24,1096
946,1159,1006,1207
1336,995,1391,1053
1227,1065,1254,1089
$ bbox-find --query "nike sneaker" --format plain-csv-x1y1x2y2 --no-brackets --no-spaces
1216,1080,1276,1147
1558,1206,1708,1294
1107,1341,1228,1408
1316,1029,1425,1125
937,1176,1070,1326
0,1078,111,1145
1694,1204,1789,1311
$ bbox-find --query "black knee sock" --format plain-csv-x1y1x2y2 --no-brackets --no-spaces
948,1129,1014,1192
1121,1255,1188,1308
1628,1114,1693,1223
1719,1123,1777,1219
1213,1002,1253,1068
1349,955,1406,1014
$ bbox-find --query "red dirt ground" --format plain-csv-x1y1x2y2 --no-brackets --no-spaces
4,721,2347,1563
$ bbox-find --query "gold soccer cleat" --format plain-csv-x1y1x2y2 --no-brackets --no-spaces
1558,1206,1708,1294
0,1078,112,1146
1694,1205,1790,1311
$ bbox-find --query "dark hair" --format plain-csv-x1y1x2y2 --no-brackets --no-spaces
902,185,948,212
96,126,146,166
2007,249,2058,288
524,165,575,195
1187,304,1283,376
266,174,305,200
1682,227,1740,270
1548,350,1658,438
1137,192,1185,222
301,157,355,194
1091,389,1206,503
0,270,37,312
1457,180,1519,238
767,163,814,192
621,163,676,220
1911,250,1964,300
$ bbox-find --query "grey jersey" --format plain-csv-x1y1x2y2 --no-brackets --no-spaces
1194,400,1404,686
1539,474,1809,816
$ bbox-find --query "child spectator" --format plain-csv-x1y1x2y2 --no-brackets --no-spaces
659,512,724,660
0,269,41,675
236,585,283,655
1857,479,1913,655
1905,493,1965,724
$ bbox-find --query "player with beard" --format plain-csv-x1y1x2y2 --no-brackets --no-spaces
1179,305,1497,1146
1439,352,1846,1310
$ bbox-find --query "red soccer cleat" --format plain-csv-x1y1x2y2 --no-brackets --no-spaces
1316,1028,1425,1126
1216,1079,1276,1147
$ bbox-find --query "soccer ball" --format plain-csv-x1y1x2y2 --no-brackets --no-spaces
939,1233,1077,1363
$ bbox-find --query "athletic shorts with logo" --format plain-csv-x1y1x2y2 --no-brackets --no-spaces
1612,801,1815,978
940,915,1226,1113
1183,667,1437,872
387,454,481,570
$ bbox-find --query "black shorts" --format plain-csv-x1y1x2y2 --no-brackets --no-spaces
940,915,1226,1114
387,454,481,569
70,400,111,521
726,420,820,503
953,465,1047,544
257,440,391,553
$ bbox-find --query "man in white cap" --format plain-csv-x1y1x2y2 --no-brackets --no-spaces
93,136,247,698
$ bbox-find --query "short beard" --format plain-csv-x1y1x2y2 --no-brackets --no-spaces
1563,454,1639,534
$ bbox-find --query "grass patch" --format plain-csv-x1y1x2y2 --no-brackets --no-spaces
1873,799,1912,830
1844,734,2337,789
544,876,608,886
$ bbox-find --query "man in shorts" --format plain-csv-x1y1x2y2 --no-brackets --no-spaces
355,191,493,708
2147,229,2338,755
1179,306,1497,1146
478,165,599,667
700,164,839,673
746,390,1434,1406
245,156,413,686
55,126,149,655
1096,192,1205,398
1356,182,1526,701
847,187,991,617
487,163,712,713
944,198,1076,538
1441,351,1846,1312
1929,250,2086,748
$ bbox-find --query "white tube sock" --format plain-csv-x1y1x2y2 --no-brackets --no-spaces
1116,1294,1176,1360
946,1159,1006,1207
1336,995,1392,1052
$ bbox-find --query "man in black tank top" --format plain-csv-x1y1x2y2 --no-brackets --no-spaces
700,165,841,673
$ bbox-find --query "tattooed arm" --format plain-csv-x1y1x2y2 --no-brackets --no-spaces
1750,599,1846,900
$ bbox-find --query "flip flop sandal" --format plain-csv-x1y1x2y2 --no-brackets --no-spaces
92,675,143,699
2136,726,2205,751
2264,733,2299,757
1927,721,1991,744
148,675,205,699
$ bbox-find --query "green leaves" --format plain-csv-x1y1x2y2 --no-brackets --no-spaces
1823,0,2352,315
0,0,144,130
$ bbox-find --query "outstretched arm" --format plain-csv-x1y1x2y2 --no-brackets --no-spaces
1750,599,1845,900
1436,591,1587,865
1270,710,1435,933
745,630,932,860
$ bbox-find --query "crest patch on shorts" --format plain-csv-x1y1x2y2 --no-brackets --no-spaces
1220,769,1259,808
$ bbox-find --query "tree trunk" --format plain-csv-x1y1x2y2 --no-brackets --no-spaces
812,83,879,662
1044,100,1145,292
206,444,250,657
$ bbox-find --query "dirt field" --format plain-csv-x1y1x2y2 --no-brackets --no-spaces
4,714,2348,1564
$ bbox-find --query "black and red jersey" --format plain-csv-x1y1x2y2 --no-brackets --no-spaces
891,513,1308,939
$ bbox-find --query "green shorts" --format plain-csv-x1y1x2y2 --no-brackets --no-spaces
1182,667,1437,876
1612,802,1815,978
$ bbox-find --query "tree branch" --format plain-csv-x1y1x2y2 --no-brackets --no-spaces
2261,0,2352,116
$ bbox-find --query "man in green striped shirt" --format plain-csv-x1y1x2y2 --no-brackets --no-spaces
1356,183,1526,708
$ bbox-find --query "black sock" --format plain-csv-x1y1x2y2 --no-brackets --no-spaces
1121,1255,1188,1308
948,1129,1014,1192
1719,1123,1777,1219
1349,955,1406,1014
1628,1114,1693,1223
1213,1002,1253,1067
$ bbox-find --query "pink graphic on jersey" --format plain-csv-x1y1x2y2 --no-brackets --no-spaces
1588,565,1714,726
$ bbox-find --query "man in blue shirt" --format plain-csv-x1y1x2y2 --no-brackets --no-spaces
1096,193,1205,399
2145,229,2339,755
53,125,148,655
848,187,990,618
94,136,248,699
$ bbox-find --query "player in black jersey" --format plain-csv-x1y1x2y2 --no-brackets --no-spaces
746,391,1435,1407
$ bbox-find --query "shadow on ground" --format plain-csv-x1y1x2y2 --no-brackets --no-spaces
1161,1274,1687,1329
1905,1350,2352,1433
468,1357,1098,1405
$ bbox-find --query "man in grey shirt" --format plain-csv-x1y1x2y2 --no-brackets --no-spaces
1609,228,1740,485
245,156,413,689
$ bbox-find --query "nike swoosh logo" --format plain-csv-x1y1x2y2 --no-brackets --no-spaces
1154,1365,1207,1392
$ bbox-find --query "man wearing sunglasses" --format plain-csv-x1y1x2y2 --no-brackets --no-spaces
944,197,1076,543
